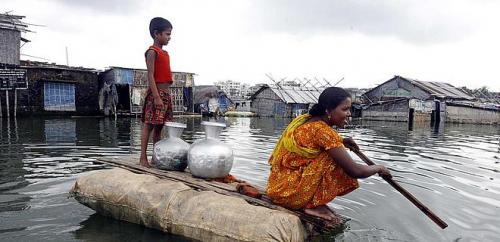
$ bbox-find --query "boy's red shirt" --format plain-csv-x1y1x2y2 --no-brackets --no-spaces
148,45,173,83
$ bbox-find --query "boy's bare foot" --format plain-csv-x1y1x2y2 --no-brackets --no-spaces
304,205,336,220
139,157,150,168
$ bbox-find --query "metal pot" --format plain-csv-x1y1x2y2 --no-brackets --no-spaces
153,122,189,171
188,121,233,178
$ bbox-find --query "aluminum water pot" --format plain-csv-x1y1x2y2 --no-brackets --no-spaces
153,122,190,171
188,121,234,178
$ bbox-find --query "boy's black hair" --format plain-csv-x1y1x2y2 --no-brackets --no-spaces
149,17,173,38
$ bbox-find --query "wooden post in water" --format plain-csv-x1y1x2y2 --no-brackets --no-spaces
14,89,17,117
0,92,2,117
5,90,9,118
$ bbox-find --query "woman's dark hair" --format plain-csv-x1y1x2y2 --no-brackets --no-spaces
149,17,173,38
309,87,351,117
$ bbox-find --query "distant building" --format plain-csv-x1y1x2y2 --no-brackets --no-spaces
214,80,257,98
214,80,269,99
215,80,239,97
245,83,266,98
361,76,499,125
344,87,370,104
240,83,251,97
98,67,195,116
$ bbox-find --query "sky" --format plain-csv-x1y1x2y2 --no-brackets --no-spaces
3,0,500,91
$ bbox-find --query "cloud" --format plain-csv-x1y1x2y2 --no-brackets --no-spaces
45,0,142,14
19,0,148,34
249,0,477,45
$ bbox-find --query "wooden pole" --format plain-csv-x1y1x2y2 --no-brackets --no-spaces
352,149,448,229
66,46,69,66
5,90,9,118
0,92,2,117
14,89,17,117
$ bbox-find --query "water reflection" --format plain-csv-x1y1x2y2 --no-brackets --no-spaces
342,120,499,241
0,116,499,242
73,214,192,242
0,118,31,214
45,119,77,144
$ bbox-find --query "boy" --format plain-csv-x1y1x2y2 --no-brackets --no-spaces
139,17,174,167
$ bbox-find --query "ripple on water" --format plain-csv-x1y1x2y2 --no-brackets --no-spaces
1,117,499,241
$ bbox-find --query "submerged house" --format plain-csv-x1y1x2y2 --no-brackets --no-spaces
0,61,99,116
362,76,499,125
193,85,234,115
98,67,195,116
249,84,324,117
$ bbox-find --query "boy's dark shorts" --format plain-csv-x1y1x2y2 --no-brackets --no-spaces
141,88,174,125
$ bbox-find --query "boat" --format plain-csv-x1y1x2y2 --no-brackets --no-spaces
224,110,258,117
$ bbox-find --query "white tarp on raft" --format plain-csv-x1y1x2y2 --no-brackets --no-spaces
69,168,309,242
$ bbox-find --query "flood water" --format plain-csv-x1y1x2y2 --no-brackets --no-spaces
0,116,499,242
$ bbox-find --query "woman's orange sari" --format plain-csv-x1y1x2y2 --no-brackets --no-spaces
266,114,359,209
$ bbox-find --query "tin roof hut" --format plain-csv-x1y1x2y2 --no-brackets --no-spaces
0,60,100,116
362,75,474,103
361,76,498,125
98,67,195,117
249,84,324,118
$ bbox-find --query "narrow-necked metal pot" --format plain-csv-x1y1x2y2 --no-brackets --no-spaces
188,121,233,178
153,122,190,171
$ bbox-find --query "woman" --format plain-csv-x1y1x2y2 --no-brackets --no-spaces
266,87,391,220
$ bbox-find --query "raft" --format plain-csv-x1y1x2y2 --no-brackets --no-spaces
69,157,348,242
224,111,258,117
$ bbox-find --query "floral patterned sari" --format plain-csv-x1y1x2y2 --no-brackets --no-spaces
267,114,359,209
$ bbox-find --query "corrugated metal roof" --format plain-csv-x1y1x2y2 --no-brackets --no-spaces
269,85,324,104
0,14,30,33
401,76,474,100
20,60,97,72
107,66,196,75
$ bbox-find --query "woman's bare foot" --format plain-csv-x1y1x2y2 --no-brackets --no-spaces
304,205,336,220
139,156,150,168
